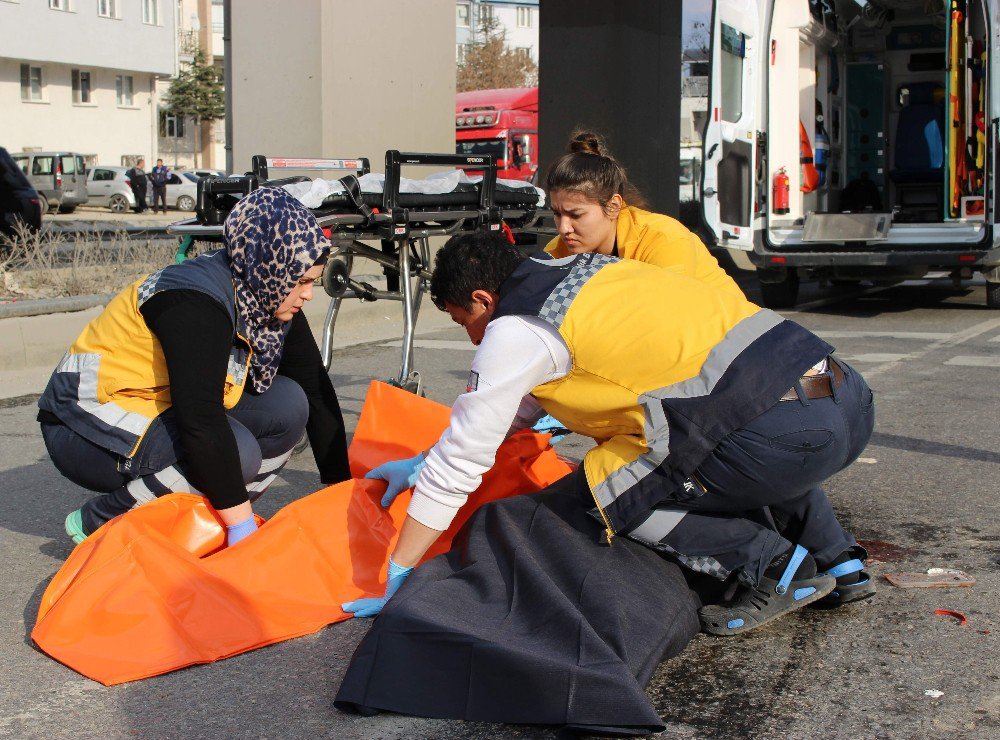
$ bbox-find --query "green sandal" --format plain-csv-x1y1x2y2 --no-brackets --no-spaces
64,509,87,545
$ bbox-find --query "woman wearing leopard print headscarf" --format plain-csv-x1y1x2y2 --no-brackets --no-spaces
39,188,351,548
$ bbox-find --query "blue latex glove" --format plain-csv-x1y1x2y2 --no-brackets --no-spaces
341,557,414,618
532,414,570,444
226,515,258,547
365,453,426,508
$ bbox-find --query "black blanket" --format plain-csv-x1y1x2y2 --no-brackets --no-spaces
335,472,702,735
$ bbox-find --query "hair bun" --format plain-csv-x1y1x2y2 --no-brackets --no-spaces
568,130,605,157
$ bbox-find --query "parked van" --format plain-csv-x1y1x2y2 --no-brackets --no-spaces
0,147,43,237
702,0,1000,308
11,151,89,213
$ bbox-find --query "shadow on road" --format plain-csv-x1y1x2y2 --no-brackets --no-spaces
870,432,1000,466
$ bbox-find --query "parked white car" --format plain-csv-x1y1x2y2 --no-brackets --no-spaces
186,169,227,179
85,166,136,213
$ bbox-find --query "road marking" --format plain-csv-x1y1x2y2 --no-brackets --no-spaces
845,353,913,363
989,335,1000,343
381,339,477,351
863,316,1000,378
944,355,1000,368
856,457,878,464
817,331,951,340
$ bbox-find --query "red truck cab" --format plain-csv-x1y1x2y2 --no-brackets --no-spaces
456,87,538,182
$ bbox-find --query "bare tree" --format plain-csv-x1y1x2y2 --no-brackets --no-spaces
457,16,537,92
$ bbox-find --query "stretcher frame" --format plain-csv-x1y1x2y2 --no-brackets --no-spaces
167,150,553,393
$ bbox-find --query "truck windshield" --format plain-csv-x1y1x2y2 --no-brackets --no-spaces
456,140,507,162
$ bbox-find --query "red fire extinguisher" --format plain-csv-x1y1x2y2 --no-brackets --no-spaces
773,167,790,214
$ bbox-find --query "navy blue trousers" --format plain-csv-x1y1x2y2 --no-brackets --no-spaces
42,375,308,533
628,358,874,586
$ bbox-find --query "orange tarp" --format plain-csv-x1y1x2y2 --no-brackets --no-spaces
32,381,573,685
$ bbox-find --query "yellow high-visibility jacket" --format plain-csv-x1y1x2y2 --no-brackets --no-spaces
494,253,832,538
38,251,251,459
545,205,744,297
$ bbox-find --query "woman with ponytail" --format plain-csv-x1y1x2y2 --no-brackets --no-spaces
544,130,743,297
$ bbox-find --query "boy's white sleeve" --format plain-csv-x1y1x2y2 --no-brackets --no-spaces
406,316,569,530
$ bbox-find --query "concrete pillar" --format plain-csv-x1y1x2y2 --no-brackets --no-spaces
539,1,683,216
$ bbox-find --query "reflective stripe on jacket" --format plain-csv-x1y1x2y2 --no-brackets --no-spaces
37,250,252,458
545,205,744,298
494,253,833,539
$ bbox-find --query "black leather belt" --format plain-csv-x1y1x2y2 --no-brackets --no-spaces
779,358,844,401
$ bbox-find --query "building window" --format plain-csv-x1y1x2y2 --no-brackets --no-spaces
159,111,185,138
478,3,493,25
20,64,43,101
72,69,92,103
115,74,134,106
456,3,469,27
98,0,117,18
720,24,745,123
211,0,224,33
516,6,531,28
142,0,158,25
49,0,70,10
515,47,532,62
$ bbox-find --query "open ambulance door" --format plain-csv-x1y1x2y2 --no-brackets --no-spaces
702,0,761,251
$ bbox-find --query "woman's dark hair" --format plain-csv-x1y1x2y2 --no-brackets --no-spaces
430,230,527,310
545,130,647,212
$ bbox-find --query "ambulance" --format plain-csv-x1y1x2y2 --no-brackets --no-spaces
702,0,1000,308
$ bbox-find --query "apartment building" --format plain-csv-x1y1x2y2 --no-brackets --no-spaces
157,0,225,169
0,0,176,166
456,0,538,64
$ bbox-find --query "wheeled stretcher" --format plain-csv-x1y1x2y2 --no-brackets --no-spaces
168,151,553,393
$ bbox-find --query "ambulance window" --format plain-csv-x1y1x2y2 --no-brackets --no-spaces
720,24,746,123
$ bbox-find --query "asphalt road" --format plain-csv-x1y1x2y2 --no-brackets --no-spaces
0,266,997,739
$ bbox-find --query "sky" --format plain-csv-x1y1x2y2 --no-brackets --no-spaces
682,0,712,47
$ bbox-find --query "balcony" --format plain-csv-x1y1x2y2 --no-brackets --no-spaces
178,29,200,59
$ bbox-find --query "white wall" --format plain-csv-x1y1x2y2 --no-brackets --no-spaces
0,60,156,164
232,0,455,175
0,0,176,76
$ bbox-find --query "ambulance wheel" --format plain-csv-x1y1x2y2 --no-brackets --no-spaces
987,281,1000,310
759,270,800,309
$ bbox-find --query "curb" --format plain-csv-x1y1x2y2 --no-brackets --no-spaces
0,294,112,320
0,273,456,391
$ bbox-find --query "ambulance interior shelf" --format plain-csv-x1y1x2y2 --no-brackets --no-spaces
167,150,553,394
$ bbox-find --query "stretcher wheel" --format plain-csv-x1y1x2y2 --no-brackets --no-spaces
324,257,351,298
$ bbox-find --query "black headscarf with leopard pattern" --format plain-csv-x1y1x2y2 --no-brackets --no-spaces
223,187,329,393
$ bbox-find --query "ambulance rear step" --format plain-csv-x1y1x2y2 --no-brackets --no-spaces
801,212,892,243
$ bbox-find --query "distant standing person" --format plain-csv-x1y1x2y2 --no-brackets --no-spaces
150,159,169,214
126,158,148,213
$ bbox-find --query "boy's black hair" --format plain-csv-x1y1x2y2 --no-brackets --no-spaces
430,230,528,310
